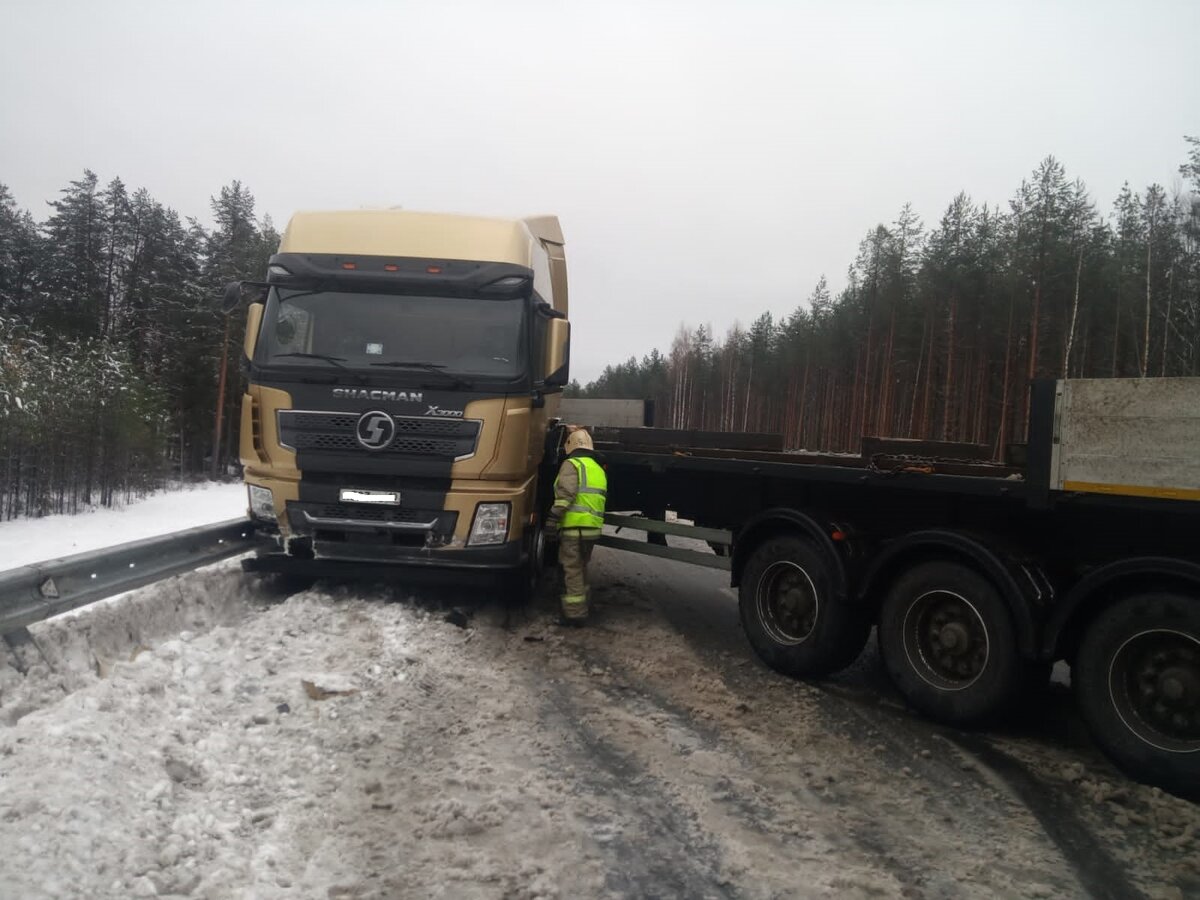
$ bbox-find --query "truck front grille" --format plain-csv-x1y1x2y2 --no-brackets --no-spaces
312,504,432,523
287,501,457,538
277,410,481,461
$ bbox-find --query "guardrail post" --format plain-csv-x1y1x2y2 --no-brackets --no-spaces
2,627,47,676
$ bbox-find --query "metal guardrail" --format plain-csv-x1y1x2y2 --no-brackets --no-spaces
0,518,260,637
0,512,727,637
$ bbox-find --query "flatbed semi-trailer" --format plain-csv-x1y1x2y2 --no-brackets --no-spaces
579,378,1200,795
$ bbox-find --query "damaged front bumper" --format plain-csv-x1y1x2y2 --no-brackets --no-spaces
241,525,525,585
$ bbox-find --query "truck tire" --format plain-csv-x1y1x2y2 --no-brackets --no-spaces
738,536,867,678
1075,592,1200,796
878,560,1023,725
507,526,548,604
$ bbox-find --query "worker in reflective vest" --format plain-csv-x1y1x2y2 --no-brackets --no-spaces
546,428,607,624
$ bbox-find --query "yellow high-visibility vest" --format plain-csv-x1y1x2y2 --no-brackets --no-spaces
556,456,607,530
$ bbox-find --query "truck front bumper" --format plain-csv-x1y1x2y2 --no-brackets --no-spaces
241,535,525,585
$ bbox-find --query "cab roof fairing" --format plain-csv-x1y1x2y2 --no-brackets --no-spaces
278,209,563,272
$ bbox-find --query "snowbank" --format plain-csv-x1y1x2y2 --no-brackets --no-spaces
0,482,247,570
0,572,609,899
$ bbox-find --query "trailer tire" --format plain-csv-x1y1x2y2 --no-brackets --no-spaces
738,536,867,678
878,561,1023,726
1075,592,1200,796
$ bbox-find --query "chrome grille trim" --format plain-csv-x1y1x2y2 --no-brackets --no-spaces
302,511,439,531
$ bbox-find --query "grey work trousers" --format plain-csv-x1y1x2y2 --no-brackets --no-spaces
557,530,598,604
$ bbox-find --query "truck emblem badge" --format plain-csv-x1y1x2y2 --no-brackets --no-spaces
425,405,464,418
333,388,423,403
356,410,395,450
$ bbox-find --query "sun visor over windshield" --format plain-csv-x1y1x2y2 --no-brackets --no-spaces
266,253,533,298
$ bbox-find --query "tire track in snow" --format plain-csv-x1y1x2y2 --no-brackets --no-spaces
805,673,1144,900
557,638,938,898
580,554,1092,897
588,551,1200,898
540,673,736,899
945,734,1144,900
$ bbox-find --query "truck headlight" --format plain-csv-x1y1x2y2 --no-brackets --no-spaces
468,502,510,546
248,485,276,521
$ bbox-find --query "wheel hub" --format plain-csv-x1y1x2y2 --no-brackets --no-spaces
904,590,990,690
757,562,818,645
938,622,970,654
1158,666,1197,703
1114,629,1200,750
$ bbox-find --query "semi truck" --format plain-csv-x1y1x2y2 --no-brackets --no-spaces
228,209,570,594
227,210,1199,795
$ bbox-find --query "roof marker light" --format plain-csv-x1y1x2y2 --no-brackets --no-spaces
268,264,291,277
479,274,530,294
426,265,443,274
341,262,357,270
384,264,399,272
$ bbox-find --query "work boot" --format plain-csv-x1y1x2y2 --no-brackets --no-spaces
559,593,589,626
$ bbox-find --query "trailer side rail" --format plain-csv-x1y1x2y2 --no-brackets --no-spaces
598,513,732,571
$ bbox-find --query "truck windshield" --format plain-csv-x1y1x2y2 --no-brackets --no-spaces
257,288,526,379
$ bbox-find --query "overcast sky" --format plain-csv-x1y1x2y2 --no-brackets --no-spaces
2,0,1197,383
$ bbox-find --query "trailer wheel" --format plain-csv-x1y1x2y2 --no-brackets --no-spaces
878,561,1022,725
1075,592,1200,795
738,536,867,677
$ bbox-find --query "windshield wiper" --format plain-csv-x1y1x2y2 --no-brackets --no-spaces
274,352,348,369
368,360,448,371
369,360,472,388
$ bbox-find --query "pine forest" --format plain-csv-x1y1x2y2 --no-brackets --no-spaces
0,174,275,519
571,140,1200,460
2,139,1199,519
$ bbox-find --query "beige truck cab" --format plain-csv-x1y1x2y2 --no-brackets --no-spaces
228,209,570,589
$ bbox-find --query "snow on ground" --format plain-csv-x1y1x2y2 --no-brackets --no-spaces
1,552,1198,899
0,482,247,570
0,572,619,899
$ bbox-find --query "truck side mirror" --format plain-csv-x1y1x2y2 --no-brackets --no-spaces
221,281,244,314
543,318,570,387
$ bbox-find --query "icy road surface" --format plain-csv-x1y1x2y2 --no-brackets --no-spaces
2,550,1198,899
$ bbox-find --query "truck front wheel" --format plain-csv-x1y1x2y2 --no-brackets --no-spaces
878,560,1023,725
1075,592,1200,796
738,536,868,677
507,526,548,604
